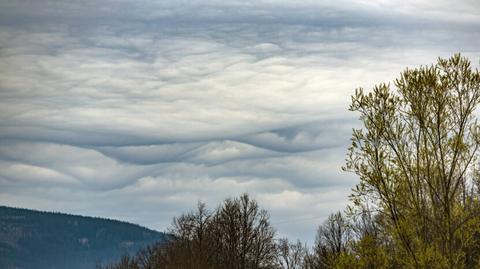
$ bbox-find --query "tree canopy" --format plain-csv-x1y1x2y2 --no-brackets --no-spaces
345,54,480,268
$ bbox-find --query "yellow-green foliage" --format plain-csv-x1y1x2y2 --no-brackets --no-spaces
345,54,480,268
334,236,390,269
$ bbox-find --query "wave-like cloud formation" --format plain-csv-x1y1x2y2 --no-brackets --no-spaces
1,0,479,242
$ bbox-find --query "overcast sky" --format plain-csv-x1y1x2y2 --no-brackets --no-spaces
1,0,479,244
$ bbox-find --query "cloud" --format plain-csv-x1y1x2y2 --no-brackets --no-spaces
0,0,479,244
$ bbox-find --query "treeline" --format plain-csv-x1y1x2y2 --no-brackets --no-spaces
99,194,286,269
97,194,408,269
101,54,480,268
98,194,349,269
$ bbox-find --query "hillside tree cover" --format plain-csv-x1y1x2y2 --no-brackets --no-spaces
0,206,165,269
102,55,480,269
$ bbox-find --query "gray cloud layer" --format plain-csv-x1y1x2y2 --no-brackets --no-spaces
1,0,479,243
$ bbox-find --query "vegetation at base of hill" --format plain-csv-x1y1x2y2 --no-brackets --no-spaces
0,205,166,269
102,54,480,269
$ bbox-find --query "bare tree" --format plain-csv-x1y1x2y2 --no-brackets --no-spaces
99,255,139,269
276,238,308,269
213,194,277,269
167,201,215,268
308,212,351,268
104,194,278,269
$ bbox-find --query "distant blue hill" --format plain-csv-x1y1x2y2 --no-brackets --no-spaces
0,205,166,269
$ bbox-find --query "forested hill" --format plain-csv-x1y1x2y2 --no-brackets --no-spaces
0,205,166,269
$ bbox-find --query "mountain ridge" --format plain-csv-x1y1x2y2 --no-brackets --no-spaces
0,205,166,269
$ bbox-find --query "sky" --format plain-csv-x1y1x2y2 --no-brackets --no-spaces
0,0,479,244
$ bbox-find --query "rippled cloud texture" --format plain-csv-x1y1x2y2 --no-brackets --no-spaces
1,0,479,242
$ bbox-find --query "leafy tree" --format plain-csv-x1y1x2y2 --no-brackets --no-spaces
344,54,480,268
343,210,392,269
